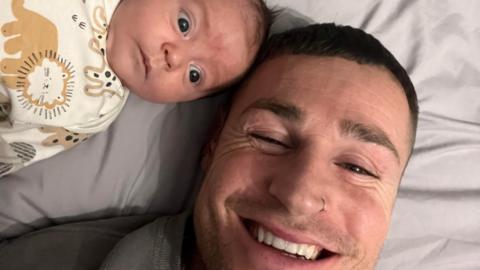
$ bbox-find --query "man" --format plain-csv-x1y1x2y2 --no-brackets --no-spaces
0,23,418,270
190,23,418,270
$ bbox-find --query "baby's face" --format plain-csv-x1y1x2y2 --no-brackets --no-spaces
107,0,259,103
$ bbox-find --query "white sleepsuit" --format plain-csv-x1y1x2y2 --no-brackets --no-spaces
0,0,127,176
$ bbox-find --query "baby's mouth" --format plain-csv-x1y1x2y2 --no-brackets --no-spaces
243,219,337,261
140,49,150,78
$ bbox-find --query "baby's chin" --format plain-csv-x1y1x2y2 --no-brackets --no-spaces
120,75,211,103
125,83,183,103
112,74,150,101
126,84,163,103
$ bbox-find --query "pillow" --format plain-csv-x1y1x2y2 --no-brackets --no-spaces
0,93,226,239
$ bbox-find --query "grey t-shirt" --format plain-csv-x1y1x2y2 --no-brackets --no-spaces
100,213,191,270
0,213,190,270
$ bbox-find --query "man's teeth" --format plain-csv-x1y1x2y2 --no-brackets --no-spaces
256,225,321,260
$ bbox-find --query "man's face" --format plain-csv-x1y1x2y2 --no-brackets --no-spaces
107,0,257,103
194,55,412,270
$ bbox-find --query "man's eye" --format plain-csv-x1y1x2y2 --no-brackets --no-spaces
337,163,378,178
250,133,287,147
177,10,191,36
249,133,291,155
188,65,202,85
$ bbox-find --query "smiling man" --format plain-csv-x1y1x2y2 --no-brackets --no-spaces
0,24,418,270
192,23,418,270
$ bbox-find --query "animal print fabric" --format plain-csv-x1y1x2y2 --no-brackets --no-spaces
0,0,127,177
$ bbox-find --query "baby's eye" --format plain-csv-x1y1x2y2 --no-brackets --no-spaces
177,10,191,36
188,65,202,85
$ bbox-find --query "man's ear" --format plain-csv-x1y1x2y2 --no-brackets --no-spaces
201,107,228,171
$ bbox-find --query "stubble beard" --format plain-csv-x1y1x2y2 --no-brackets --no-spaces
193,206,233,270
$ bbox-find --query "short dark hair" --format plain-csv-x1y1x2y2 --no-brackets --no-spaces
250,23,419,151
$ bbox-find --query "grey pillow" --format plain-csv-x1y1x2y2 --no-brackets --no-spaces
0,93,226,239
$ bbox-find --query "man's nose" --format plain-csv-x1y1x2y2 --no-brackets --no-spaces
268,150,331,216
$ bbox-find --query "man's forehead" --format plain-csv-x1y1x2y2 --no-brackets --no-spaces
232,54,411,161
237,55,403,105
274,55,395,85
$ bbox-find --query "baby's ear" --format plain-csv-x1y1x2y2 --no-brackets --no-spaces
201,107,228,171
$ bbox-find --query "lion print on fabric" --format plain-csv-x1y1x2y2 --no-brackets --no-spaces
1,0,75,118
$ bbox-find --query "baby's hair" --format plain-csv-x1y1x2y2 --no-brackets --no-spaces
247,0,276,46
204,0,276,95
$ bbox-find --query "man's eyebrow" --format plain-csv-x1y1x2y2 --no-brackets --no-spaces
340,119,400,162
243,98,303,122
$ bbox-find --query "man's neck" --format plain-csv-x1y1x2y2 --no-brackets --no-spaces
185,249,206,270
182,215,206,270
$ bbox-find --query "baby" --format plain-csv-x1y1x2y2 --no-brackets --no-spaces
0,0,272,177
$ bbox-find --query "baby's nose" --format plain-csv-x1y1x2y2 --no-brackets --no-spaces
162,43,186,70
163,46,172,70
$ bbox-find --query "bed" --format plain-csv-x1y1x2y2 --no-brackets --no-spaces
1,0,479,269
